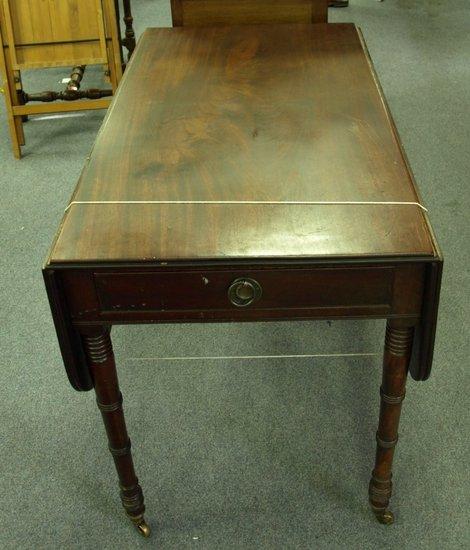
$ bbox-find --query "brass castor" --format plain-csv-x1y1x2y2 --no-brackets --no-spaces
131,515,151,537
374,509,395,525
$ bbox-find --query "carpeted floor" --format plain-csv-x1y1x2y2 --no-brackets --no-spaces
0,1,469,548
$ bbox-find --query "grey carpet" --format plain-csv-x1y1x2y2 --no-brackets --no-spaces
0,1,469,548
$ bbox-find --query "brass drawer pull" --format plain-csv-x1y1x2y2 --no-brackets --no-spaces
228,278,262,307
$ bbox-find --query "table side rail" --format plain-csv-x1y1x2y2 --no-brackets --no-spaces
43,260,441,391
59,263,424,323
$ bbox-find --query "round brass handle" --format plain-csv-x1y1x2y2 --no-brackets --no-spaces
228,278,262,307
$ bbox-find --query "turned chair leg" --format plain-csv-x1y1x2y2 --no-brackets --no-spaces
122,0,136,60
14,70,28,129
369,321,414,524
82,328,150,537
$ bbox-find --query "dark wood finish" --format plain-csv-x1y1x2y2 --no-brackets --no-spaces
23,88,113,103
45,258,438,385
94,266,395,313
43,22,442,535
82,328,150,537
66,65,86,91
410,260,443,381
118,0,136,59
62,263,425,321
369,321,414,524
171,0,327,26
43,269,93,391
52,24,435,263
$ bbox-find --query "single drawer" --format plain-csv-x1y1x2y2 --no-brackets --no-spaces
93,266,394,314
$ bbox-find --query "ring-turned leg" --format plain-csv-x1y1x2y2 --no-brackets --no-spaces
369,320,414,524
121,0,136,60
82,328,150,537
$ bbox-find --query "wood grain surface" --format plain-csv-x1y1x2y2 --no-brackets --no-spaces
170,0,328,26
49,23,436,264
0,0,113,69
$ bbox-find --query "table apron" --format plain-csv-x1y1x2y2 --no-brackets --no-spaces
60,263,425,324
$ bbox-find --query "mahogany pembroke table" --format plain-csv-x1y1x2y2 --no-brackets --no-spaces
43,24,442,537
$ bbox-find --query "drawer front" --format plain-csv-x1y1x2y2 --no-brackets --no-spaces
93,267,394,314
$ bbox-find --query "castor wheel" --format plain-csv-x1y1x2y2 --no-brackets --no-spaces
374,509,394,525
131,515,151,537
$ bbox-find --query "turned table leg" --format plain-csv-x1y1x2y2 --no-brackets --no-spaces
369,320,414,524
82,328,150,537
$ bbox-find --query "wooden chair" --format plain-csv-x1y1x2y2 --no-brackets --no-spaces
0,0,132,158
170,0,329,26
